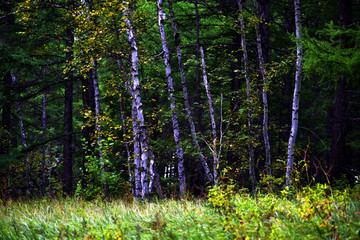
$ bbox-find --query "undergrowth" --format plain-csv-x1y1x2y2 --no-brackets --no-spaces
0,184,359,239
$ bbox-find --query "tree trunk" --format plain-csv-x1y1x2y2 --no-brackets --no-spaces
124,4,154,199
200,46,219,182
41,68,48,197
1,72,12,155
238,0,256,191
0,3,15,155
286,0,303,187
167,0,214,184
119,96,133,191
194,0,204,133
329,0,351,178
90,60,106,192
254,0,272,177
81,72,96,188
83,0,105,192
257,0,271,65
115,58,134,193
63,29,74,196
157,0,186,196
11,71,31,194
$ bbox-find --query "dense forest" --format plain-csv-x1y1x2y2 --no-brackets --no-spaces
0,0,359,200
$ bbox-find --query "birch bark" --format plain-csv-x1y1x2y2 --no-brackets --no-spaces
115,49,140,196
286,0,303,187
167,0,214,184
90,60,106,192
81,71,96,189
115,57,137,195
82,0,105,191
254,0,272,177
157,0,186,196
119,96,133,191
238,0,256,191
41,68,48,196
200,47,219,182
124,4,152,199
11,71,31,194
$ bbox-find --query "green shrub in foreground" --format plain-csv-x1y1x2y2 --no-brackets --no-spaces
208,183,360,239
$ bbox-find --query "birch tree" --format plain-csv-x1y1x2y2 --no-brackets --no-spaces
285,0,303,187
238,0,256,191
157,0,186,196
254,0,272,177
200,46,219,182
81,0,106,191
41,69,48,196
11,71,31,194
167,0,214,184
124,3,159,198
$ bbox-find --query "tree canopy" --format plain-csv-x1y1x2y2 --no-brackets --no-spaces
0,0,359,199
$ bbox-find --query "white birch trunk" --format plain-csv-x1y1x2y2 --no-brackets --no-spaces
117,56,141,197
83,0,106,193
119,96,133,192
286,0,303,187
116,52,135,194
200,46,219,182
157,0,186,196
90,60,106,192
42,90,47,196
238,0,256,190
254,0,272,177
41,68,48,196
124,5,150,199
167,0,214,184
11,71,31,194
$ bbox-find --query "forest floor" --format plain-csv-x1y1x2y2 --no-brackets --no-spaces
0,184,359,239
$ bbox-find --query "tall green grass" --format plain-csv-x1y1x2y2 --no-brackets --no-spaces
0,198,230,239
0,184,359,239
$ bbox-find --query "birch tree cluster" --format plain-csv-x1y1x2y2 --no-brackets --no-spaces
0,0,359,199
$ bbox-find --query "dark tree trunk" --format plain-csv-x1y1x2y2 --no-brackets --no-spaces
257,0,271,65
1,2,15,155
81,72,96,187
329,0,351,178
238,0,256,192
1,72,12,154
63,29,74,196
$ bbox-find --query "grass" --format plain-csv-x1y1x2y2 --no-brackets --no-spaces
0,198,230,239
0,184,359,239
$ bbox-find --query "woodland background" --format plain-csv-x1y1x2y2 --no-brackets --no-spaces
0,0,359,200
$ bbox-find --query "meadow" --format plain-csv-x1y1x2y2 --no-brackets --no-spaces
0,184,359,239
